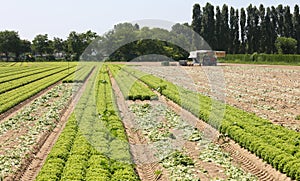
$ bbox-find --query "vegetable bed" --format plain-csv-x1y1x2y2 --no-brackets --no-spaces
124,66,300,180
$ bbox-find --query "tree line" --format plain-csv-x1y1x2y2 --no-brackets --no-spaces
0,30,98,61
191,3,300,54
0,3,299,62
0,23,195,61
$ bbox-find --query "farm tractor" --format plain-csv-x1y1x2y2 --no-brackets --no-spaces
179,50,226,66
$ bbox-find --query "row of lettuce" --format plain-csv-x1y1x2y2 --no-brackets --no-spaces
0,84,73,179
0,66,60,84
108,65,157,101
0,67,75,114
0,62,95,114
36,64,139,181
119,65,300,180
62,64,95,83
0,66,75,94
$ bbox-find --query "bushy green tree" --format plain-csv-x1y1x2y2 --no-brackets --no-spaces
0,30,21,60
32,34,52,57
275,37,297,54
67,30,98,61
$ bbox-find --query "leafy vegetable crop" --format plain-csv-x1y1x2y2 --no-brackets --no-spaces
108,65,157,100
36,65,139,181
124,66,300,180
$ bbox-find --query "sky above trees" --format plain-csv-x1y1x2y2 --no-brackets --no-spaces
0,0,298,40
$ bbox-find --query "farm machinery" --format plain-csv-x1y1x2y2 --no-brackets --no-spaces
179,50,226,66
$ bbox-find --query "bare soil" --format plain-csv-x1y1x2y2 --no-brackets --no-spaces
2,83,73,181
159,91,291,181
109,69,168,181
132,63,300,131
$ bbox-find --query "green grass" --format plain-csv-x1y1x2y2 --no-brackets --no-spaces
218,59,300,66
218,54,300,66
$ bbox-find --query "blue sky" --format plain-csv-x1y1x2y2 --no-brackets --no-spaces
0,0,298,40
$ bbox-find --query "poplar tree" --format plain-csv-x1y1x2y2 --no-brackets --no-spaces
240,8,246,53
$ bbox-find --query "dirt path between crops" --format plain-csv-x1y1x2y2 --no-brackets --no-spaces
158,93,291,181
17,69,96,181
109,69,169,181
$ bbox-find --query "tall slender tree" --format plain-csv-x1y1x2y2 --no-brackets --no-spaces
270,6,278,53
293,5,300,53
234,9,240,53
276,5,284,36
201,3,216,49
284,6,293,37
215,6,222,50
265,7,273,53
191,4,202,35
221,4,230,52
246,4,254,53
229,7,235,53
240,8,246,53
259,4,266,53
191,4,202,50
253,6,260,53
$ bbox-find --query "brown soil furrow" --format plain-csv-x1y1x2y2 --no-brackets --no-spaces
184,141,227,181
108,69,169,181
150,84,291,181
222,141,291,181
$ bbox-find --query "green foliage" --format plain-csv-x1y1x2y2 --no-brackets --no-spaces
37,66,139,180
219,53,300,65
36,114,78,180
190,3,300,54
63,64,94,83
35,158,65,181
60,155,88,180
67,30,98,61
32,34,53,56
2,3,300,61
201,3,216,49
191,3,202,35
109,64,157,100
275,37,298,54
0,30,21,59
0,63,77,113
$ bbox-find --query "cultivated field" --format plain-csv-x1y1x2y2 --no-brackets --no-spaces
134,63,300,131
0,62,299,181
